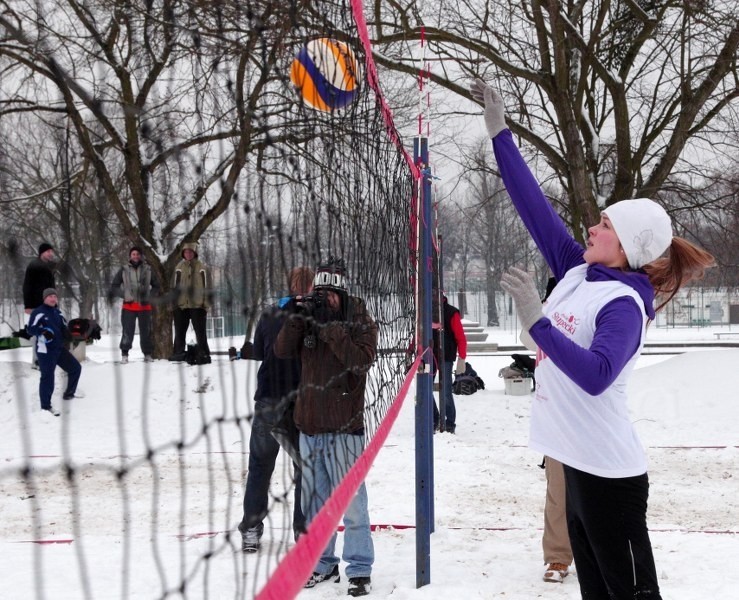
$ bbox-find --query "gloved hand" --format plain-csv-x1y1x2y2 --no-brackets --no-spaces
294,294,317,317
469,79,507,139
455,357,466,375
240,341,254,360
500,267,545,331
228,346,240,361
41,327,55,341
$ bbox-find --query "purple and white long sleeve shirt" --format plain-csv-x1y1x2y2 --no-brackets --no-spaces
493,130,656,477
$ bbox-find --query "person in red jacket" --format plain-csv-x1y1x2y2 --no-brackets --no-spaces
433,295,467,434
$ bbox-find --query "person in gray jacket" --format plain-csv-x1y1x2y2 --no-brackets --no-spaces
110,246,160,363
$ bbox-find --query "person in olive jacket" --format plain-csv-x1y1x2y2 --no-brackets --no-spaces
274,257,378,597
169,241,211,362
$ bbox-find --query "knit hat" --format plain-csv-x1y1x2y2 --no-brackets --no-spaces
38,242,54,255
313,257,348,293
181,242,199,259
42,288,58,300
129,246,143,256
603,199,673,269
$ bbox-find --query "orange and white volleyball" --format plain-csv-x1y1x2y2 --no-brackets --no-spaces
290,38,362,112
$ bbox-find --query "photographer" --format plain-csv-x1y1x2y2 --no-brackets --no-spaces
275,258,378,597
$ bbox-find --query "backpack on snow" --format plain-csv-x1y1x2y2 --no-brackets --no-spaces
185,343,211,365
452,361,486,396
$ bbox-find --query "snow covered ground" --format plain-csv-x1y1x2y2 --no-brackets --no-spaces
0,325,737,599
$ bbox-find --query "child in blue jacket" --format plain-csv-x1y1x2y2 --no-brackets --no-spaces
28,288,81,416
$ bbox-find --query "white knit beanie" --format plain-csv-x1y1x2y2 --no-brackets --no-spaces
603,198,673,269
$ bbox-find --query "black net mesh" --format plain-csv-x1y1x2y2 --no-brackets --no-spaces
0,0,416,597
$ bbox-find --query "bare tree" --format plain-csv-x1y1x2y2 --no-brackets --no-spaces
0,0,315,354
460,141,547,325
368,0,739,245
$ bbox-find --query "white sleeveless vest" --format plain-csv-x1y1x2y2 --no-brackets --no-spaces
530,264,648,478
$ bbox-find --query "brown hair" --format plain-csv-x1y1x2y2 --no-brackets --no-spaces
643,237,715,313
288,267,315,295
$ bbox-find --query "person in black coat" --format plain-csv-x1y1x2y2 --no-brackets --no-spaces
23,243,57,367
23,243,57,314
235,266,314,552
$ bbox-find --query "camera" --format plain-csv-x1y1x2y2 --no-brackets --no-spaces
296,292,324,315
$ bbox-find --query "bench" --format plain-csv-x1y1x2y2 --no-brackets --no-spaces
714,332,739,339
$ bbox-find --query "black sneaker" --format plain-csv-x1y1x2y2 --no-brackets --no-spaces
42,406,60,417
168,352,186,362
304,564,340,588
241,527,261,553
347,576,371,596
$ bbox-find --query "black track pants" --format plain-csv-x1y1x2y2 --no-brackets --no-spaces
563,465,662,599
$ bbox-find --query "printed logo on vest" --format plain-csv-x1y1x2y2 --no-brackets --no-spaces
552,311,579,335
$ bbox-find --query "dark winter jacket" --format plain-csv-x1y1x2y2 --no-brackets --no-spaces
23,258,56,310
274,296,378,435
250,298,302,403
433,300,467,364
28,303,70,354
111,261,160,309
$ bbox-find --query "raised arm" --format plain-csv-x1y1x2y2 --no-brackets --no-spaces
470,80,585,280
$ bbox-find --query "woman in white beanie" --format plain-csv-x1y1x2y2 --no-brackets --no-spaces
472,80,714,599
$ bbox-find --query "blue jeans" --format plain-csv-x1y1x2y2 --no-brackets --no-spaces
299,432,374,578
433,360,456,428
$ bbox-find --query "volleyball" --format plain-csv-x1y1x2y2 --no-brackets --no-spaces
290,38,361,112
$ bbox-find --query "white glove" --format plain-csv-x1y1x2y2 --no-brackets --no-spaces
500,267,545,332
455,357,466,375
470,79,507,139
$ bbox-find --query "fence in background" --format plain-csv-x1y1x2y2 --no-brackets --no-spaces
449,286,739,332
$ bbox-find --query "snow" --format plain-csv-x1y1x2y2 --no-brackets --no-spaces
1,327,737,599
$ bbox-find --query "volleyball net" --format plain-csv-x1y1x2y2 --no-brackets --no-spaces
1,0,424,598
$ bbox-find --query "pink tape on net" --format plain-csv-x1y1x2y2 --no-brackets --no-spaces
256,352,423,600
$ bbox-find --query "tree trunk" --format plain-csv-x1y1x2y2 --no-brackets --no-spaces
152,305,174,360
486,272,499,327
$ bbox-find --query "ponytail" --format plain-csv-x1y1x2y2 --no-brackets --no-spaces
642,237,715,314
